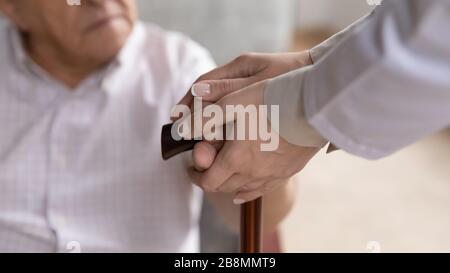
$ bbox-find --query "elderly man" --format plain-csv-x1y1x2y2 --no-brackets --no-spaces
0,0,295,252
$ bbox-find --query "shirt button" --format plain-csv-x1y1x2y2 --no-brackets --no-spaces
54,215,68,226
101,78,111,92
54,153,68,170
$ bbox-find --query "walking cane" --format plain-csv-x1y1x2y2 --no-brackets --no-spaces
161,123,263,253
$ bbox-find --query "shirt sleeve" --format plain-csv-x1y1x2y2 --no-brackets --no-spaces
170,33,217,103
264,0,450,159
309,10,375,63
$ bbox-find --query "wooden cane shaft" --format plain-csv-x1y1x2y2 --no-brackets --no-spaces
240,197,263,253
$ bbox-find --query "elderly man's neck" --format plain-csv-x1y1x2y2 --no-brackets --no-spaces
23,33,110,90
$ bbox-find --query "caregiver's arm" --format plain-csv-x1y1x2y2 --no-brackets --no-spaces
265,0,450,159
309,9,375,63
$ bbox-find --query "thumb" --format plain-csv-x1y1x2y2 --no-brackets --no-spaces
192,141,224,171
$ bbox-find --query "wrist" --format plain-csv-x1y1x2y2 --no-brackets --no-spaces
306,50,314,65
292,50,314,68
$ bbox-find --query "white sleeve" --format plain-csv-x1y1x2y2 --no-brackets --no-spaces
170,33,217,103
309,10,375,63
265,0,450,159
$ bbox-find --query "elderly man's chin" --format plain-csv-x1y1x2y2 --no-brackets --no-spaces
83,17,134,62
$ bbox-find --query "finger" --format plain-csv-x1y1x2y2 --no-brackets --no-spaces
171,54,261,122
238,179,267,192
173,103,231,141
233,178,289,204
233,188,264,205
190,77,258,102
217,175,255,193
171,65,244,121
192,142,218,172
173,82,265,140
216,82,265,111
192,141,225,172
187,167,204,189
189,148,235,192
210,83,265,138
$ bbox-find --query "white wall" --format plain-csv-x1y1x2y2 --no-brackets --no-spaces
138,0,295,64
295,0,373,31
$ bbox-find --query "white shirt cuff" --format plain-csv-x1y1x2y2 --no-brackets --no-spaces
310,11,375,63
264,68,328,148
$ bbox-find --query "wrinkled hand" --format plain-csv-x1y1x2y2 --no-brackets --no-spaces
190,137,318,205
174,51,316,204
182,81,319,204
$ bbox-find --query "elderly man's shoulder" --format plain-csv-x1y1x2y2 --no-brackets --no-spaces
137,22,215,70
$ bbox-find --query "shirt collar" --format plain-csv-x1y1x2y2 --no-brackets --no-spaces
8,24,33,74
115,21,146,68
99,21,146,95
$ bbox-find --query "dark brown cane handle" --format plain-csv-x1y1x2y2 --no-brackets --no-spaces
161,123,200,160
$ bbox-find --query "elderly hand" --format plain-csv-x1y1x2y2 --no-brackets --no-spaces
179,81,320,204
172,51,318,204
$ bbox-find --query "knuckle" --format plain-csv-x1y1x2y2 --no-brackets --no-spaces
220,185,234,193
250,169,263,179
251,166,270,178
234,54,246,63
195,73,209,83
202,184,217,193
251,190,264,199
220,157,233,172
243,52,258,59
196,181,207,191
221,151,238,171
263,182,277,192
271,166,291,179
197,179,216,192
216,79,234,94
236,52,255,63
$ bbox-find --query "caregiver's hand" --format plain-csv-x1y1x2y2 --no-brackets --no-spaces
184,81,319,204
172,51,312,120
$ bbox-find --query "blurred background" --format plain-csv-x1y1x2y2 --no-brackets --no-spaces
136,0,450,253
1,0,448,253
137,0,373,64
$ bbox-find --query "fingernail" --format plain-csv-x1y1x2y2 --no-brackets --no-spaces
233,198,246,205
240,186,249,191
191,83,211,97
